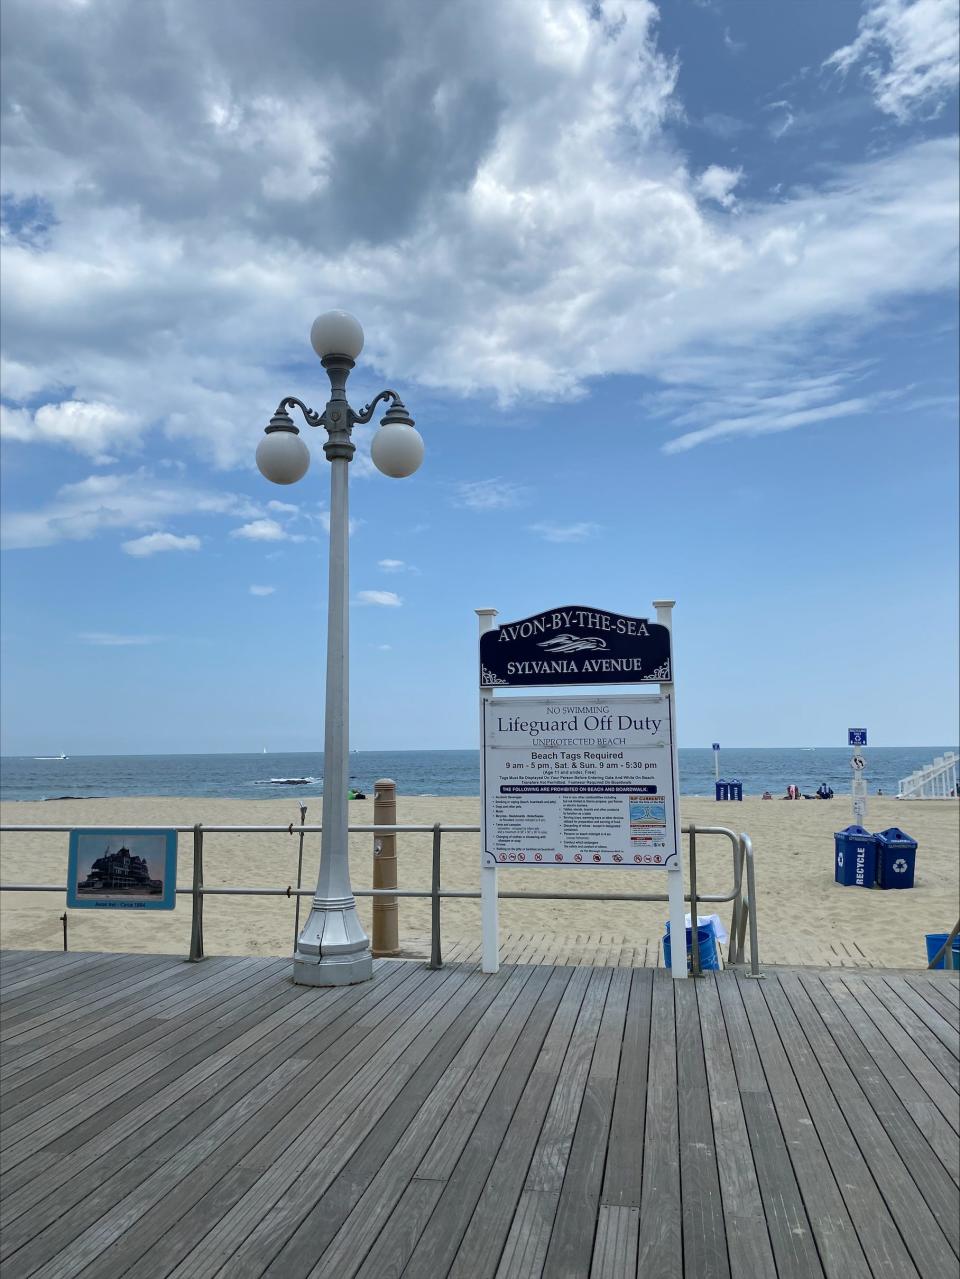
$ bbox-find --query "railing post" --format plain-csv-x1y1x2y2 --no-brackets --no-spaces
743,834,763,978
729,841,743,965
187,823,204,962
293,802,308,954
688,825,700,977
60,912,68,952
429,822,443,970
372,780,399,957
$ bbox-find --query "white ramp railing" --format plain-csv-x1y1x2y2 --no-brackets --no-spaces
897,752,958,800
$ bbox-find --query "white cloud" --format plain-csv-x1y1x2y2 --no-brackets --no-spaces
0,468,261,549
696,165,743,208
78,632,161,646
356,590,402,606
1,399,143,462
530,521,601,543
121,531,201,556
825,0,959,121
230,518,287,542
0,0,955,466
377,558,419,574
267,500,299,515
249,584,276,595
455,479,529,511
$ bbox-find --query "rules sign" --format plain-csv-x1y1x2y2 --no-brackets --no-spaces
482,694,679,870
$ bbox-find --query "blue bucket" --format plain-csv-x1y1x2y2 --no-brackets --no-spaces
925,933,960,970
663,923,720,972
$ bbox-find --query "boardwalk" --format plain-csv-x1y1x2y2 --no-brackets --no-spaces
0,950,957,1279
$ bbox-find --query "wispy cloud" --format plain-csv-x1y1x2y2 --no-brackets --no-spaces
249,584,276,596
378,558,419,574
824,0,960,121
530,522,601,543
454,479,530,512
696,165,743,209
230,518,289,542
121,532,201,557
356,590,402,606
78,632,161,646
0,469,260,550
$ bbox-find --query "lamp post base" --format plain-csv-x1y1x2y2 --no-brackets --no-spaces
292,900,374,986
293,948,373,986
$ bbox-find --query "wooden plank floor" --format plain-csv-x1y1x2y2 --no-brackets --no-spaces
0,952,957,1279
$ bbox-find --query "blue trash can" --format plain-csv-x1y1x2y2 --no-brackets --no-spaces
875,827,917,889
663,922,720,972
715,779,729,801
728,778,743,801
834,826,876,887
925,933,960,969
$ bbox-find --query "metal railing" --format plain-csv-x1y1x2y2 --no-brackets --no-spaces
0,819,761,976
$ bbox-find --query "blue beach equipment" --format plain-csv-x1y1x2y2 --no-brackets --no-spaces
834,825,876,888
662,921,720,972
925,933,960,970
874,827,917,889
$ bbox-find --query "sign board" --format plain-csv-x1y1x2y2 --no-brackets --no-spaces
67,829,178,910
712,743,720,751
482,694,678,869
848,729,867,746
480,606,671,688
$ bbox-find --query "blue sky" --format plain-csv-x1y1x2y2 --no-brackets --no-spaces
1,0,957,755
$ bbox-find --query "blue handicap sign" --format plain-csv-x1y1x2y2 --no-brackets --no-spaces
848,728,868,746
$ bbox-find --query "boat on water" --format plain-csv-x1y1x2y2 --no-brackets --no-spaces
34,752,68,760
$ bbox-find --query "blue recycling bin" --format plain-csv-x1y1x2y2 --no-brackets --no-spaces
715,779,729,801
834,825,876,887
728,778,743,801
875,828,917,889
925,933,960,970
662,921,720,972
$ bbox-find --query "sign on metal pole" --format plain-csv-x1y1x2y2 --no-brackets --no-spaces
712,742,720,781
478,604,687,979
67,829,178,910
848,729,868,825
480,606,671,688
482,694,678,869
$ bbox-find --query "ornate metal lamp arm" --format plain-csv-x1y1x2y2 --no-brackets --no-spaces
353,389,414,427
272,396,326,430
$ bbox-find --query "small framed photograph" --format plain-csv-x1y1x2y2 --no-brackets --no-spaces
67,829,178,910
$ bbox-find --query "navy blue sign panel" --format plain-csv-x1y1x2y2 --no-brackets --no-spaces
480,605,672,688
712,743,720,751
848,728,868,746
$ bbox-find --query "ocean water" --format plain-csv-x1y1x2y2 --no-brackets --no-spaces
1,747,955,803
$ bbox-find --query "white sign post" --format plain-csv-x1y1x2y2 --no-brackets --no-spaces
712,743,720,783
478,599,688,979
477,608,500,973
848,728,868,826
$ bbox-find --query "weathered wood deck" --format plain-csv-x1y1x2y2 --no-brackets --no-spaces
0,950,957,1279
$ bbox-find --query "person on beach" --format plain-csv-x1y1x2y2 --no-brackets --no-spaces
762,790,773,800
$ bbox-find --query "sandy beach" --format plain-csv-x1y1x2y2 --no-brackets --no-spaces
1,794,957,969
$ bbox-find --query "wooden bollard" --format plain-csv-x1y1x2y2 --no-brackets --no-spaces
372,778,400,957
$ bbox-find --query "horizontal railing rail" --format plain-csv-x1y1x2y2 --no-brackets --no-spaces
0,819,760,975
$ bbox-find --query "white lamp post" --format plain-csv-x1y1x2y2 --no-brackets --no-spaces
257,311,423,984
